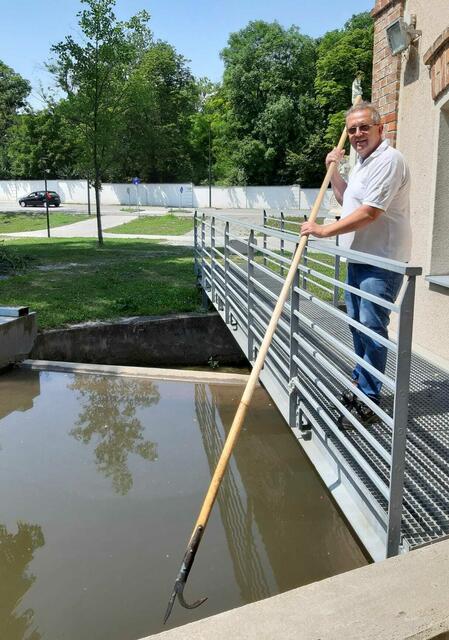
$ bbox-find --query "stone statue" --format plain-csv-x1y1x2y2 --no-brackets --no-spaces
352,71,364,104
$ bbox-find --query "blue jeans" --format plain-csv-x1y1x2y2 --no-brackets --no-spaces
344,263,403,402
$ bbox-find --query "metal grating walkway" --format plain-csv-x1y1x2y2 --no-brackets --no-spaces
297,300,449,550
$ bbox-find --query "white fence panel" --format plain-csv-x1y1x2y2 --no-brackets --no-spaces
0,179,331,211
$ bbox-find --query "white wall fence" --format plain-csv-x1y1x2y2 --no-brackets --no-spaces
0,180,332,211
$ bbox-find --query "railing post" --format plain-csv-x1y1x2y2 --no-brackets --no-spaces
193,210,199,276
289,245,301,431
386,275,416,558
224,221,230,324
280,211,285,277
247,229,255,363
200,212,208,309
263,209,267,268
211,216,216,305
333,215,341,307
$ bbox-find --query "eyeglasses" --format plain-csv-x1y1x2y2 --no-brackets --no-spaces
347,124,377,135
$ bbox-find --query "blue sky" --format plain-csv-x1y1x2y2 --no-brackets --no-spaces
2,0,374,108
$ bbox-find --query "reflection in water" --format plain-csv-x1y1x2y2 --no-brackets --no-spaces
194,385,271,602
0,369,40,421
0,522,45,640
195,383,367,602
69,375,160,494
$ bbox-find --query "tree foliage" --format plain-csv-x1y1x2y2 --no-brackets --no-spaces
1,9,373,189
217,21,317,185
0,61,31,176
113,41,198,182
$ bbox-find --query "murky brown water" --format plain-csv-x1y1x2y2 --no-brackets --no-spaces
0,368,367,640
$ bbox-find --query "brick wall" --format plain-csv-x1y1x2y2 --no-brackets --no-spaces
371,0,406,146
423,27,449,102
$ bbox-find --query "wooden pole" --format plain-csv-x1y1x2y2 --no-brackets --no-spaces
164,95,362,623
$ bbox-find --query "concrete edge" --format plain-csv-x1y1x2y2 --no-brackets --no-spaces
21,359,253,386
145,538,449,640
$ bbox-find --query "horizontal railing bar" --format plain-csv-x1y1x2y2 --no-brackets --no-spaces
203,212,421,275
301,275,334,296
250,324,290,378
294,287,398,353
249,293,290,334
292,378,390,500
227,296,247,327
300,255,335,270
227,246,247,260
250,260,285,285
299,265,400,313
292,357,391,464
206,212,299,243
228,261,247,280
249,307,290,356
308,239,422,276
296,396,389,526
292,335,393,427
294,309,396,391
249,243,293,265
249,275,280,303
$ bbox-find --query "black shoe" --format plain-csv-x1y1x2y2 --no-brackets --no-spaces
340,390,357,408
337,390,357,430
354,402,380,426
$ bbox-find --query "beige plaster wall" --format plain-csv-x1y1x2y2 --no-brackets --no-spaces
396,0,449,365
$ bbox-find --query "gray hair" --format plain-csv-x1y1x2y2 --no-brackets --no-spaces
345,101,382,124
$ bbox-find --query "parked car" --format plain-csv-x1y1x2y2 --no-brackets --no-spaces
19,191,61,207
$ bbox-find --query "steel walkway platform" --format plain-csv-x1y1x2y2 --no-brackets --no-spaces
194,211,449,561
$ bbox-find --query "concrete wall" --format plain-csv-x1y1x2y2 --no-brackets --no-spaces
30,313,247,368
0,179,331,212
0,313,37,369
393,1,449,365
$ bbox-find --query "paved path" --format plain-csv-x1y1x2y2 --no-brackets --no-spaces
0,206,315,247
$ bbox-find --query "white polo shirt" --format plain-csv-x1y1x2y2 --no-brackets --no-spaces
339,139,412,262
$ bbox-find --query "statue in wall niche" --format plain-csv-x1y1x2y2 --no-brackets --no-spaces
328,156,351,218
352,71,364,104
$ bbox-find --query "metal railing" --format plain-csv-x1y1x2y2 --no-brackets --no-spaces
194,210,421,560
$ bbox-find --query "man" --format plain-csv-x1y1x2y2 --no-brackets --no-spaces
300,101,411,424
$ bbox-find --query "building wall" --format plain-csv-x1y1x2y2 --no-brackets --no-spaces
372,0,449,365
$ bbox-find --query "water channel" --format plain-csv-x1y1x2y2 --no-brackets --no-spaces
0,367,367,640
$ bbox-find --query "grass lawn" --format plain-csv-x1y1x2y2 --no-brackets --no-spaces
0,211,90,233
108,213,194,235
0,238,201,329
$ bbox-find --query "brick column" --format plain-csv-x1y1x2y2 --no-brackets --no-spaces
371,0,406,146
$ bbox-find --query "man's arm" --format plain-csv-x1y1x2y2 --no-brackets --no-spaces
300,204,383,239
326,148,347,205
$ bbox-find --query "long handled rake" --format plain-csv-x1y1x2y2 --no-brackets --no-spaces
164,97,360,624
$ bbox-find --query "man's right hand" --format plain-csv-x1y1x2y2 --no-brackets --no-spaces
325,148,345,169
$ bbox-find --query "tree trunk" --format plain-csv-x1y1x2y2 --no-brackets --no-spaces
94,177,103,245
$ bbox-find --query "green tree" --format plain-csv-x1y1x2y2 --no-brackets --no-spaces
115,41,198,182
6,104,82,179
48,0,151,243
217,21,317,185
0,61,31,177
